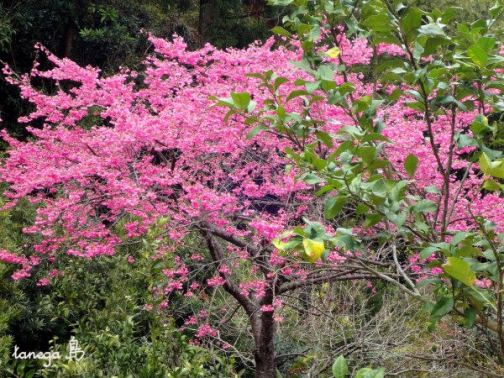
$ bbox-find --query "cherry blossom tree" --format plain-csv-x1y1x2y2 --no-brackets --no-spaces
0,34,368,376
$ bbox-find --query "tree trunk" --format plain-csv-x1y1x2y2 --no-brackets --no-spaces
202,229,277,377
63,21,76,58
254,311,276,378
198,0,219,46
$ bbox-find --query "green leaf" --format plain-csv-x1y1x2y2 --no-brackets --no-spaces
416,277,441,288
418,21,446,37
304,173,322,185
326,47,341,59
420,246,439,259
451,232,469,246
364,213,382,228
355,368,385,378
338,82,355,95
405,101,425,111
404,154,419,177
456,133,476,148
271,26,292,37
456,245,480,257
274,76,289,89
315,131,333,148
479,153,504,179
413,41,424,60
442,257,476,286
215,97,235,108
317,65,335,81
332,355,348,378
431,296,454,318
483,178,503,192
362,133,390,143
490,3,504,17
363,14,392,32
464,307,477,327
400,7,423,37
286,90,309,101
306,81,320,93
441,7,459,23
272,237,301,251
436,95,467,111
414,200,437,213
270,0,294,6
467,37,496,67
231,92,251,110
303,238,325,263
353,95,372,113
247,125,265,139
388,211,407,228
470,115,489,136
357,146,376,164
371,179,388,197
324,196,347,219
425,185,440,194
316,184,335,196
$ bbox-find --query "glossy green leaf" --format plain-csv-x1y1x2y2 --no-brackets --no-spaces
363,14,392,32
442,257,476,286
467,37,496,67
231,92,251,110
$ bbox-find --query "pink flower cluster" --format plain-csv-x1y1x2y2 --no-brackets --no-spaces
0,32,502,335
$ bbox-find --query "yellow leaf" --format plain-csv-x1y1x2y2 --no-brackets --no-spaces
272,238,288,251
303,239,325,263
325,47,341,59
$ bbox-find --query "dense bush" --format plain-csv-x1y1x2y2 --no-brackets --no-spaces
0,199,235,377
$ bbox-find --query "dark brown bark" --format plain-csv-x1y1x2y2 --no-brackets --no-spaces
201,226,276,377
198,0,219,46
63,21,77,58
254,311,276,378
253,284,276,378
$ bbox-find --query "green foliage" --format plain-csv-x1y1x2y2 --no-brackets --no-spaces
198,0,277,48
0,200,236,377
231,0,504,365
0,197,498,375
404,154,419,178
332,355,348,378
